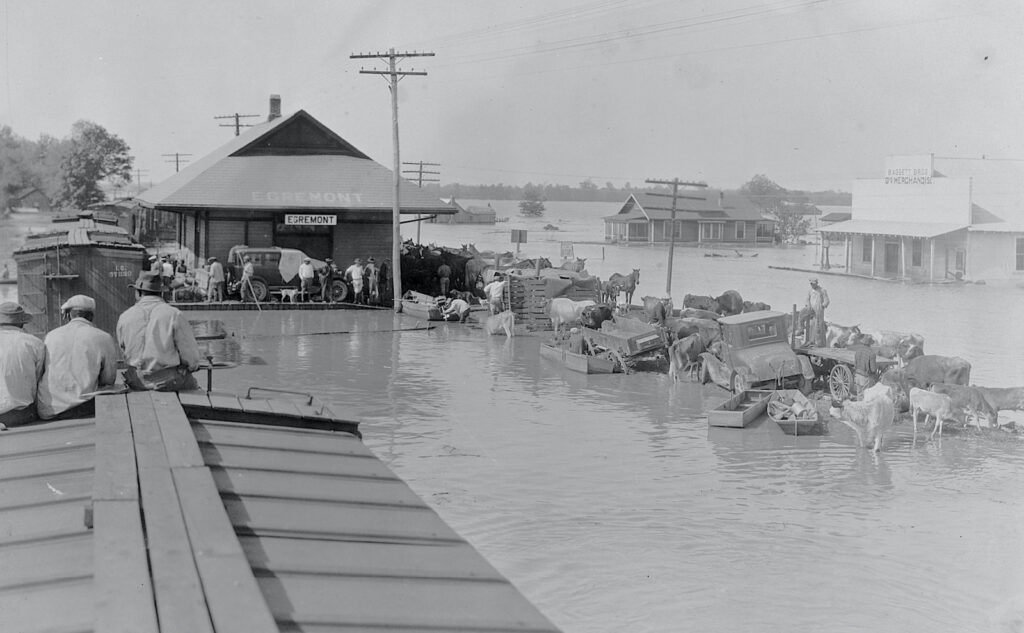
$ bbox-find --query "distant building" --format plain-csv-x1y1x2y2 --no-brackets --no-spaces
817,205,852,225
10,186,53,213
439,199,497,224
818,154,1021,282
604,190,775,245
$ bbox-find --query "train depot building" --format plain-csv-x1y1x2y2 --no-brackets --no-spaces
136,96,453,266
818,154,1024,283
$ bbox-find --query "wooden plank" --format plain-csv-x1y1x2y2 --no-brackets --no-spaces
172,467,278,633
266,398,303,417
130,398,215,633
148,391,205,468
177,391,212,409
93,394,137,502
200,445,394,479
238,398,276,415
93,500,159,633
207,393,243,411
192,421,368,456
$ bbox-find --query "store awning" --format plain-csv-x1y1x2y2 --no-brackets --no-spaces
816,220,967,239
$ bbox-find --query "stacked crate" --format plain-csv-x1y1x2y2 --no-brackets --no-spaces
506,275,601,331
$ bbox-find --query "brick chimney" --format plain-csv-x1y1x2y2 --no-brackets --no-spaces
268,94,281,121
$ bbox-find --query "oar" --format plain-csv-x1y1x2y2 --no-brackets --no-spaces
245,277,263,312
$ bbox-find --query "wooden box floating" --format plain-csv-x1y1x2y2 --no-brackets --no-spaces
768,389,826,435
707,390,772,428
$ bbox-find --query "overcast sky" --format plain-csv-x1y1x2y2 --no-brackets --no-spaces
2,0,1021,192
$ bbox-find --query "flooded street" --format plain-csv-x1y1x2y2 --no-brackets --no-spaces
4,207,1024,631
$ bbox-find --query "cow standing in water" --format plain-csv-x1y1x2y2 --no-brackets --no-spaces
607,269,640,305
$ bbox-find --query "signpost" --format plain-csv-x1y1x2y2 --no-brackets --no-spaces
511,229,527,254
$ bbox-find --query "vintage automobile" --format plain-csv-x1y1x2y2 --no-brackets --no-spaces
699,310,813,394
224,245,348,302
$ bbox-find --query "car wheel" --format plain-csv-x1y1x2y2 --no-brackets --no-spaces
730,371,748,394
797,373,812,395
330,280,348,303
249,278,269,302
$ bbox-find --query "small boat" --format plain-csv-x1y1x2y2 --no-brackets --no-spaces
707,389,772,428
540,332,621,374
401,290,444,321
768,389,826,435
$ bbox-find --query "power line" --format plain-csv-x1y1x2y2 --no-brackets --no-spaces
402,161,441,243
214,112,261,136
133,168,150,193
646,178,708,295
162,153,193,173
351,48,434,312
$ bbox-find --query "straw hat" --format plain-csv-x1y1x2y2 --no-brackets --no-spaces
0,302,32,325
207,256,217,263
60,295,96,311
130,271,166,293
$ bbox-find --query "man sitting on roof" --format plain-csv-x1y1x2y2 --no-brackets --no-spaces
37,295,119,420
0,302,46,427
117,272,202,392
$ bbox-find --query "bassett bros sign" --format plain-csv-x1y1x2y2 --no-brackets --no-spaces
883,154,933,185
284,214,337,226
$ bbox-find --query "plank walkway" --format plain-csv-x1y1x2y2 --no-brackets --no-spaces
0,392,560,633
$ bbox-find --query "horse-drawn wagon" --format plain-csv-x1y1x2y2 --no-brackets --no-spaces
794,346,896,402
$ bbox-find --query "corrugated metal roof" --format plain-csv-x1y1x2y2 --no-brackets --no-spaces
14,217,145,254
0,391,559,633
816,220,967,238
137,111,452,215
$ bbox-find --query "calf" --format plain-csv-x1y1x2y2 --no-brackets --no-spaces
829,393,895,451
857,330,925,364
485,310,515,337
667,333,704,382
973,386,1024,426
909,387,955,439
929,384,997,429
546,297,596,332
826,322,861,348
579,304,614,330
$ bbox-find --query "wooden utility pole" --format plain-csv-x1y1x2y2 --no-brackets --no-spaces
162,153,193,173
134,168,150,193
214,113,261,136
351,48,434,312
644,178,708,295
402,161,440,243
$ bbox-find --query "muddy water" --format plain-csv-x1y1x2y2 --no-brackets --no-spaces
5,207,1024,631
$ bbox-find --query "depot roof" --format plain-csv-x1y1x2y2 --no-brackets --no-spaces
136,110,453,215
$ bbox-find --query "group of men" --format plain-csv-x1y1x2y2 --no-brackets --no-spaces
0,270,202,428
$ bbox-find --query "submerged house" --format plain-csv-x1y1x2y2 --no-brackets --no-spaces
440,198,497,224
818,154,1022,282
604,190,775,245
136,95,454,266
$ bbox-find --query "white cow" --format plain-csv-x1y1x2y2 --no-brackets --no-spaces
909,387,955,438
547,298,596,332
830,392,896,452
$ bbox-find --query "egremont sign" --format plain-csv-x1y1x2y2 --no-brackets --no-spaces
284,214,337,226
252,191,364,204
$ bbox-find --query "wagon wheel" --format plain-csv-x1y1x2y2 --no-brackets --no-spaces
828,363,854,401
610,349,631,374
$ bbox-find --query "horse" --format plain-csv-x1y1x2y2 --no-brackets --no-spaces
601,280,621,304
608,269,640,305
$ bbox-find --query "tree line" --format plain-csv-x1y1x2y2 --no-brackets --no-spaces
0,121,133,212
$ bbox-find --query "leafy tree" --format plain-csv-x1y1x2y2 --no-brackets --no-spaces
57,120,133,209
739,174,787,216
518,185,546,217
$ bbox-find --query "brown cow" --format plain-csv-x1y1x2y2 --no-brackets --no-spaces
664,317,721,346
715,290,744,316
667,333,704,382
930,384,998,429
881,355,971,411
974,386,1024,425
641,296,672,326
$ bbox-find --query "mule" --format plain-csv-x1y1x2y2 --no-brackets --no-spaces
608,269,640,305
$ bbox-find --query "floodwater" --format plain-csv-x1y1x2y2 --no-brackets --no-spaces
4,204,1024,632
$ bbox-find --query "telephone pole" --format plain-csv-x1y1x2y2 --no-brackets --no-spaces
351,48,434,312
214,113,260,136
162,153,193,173
644,178,708,295
402,161,440,243
134,168,150,193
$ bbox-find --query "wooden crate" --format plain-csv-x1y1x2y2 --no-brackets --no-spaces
507,276,600,331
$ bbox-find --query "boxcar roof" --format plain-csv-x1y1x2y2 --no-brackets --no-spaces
14,217,145,254
0,391,560,633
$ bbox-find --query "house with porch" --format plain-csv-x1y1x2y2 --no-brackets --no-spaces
135,95,453,267
604,190,774,245
818,154,1020,282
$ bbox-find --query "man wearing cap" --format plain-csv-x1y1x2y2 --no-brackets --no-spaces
319,258,336,303
36,295,119,420
345,258,365,305
206,256,225,302
0,302,46,427
298,257,315,302
804,277,830,347
364,257,379,304
117,272,202,391
240,255,255,302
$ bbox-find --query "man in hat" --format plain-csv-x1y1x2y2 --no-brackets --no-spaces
117,271,202,391
240,255,255,302
344,258,365,304
206,256,225,302
298,256,315,302
36,295,119,420
0,302,46,427
364,257,379,304
319,258,336,303
804,277,830,347
149,255,161,273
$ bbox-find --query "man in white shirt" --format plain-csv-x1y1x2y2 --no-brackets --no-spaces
442,296,471,323
482,277,507,314
36,295,119,420
117,272,202,391
206,256,225,302
804,278,831,347
345,258,365,304
0,302,46,427
298,257,316,302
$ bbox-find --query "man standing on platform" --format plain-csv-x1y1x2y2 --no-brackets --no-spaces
117,272,202,392
0,302,45,427
319,258,336,303
37,295,119,420
345,258,365,304
299,257,315,302
804,277,830,347
437,262,452,297
240,255,255,302
206,256,225,302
